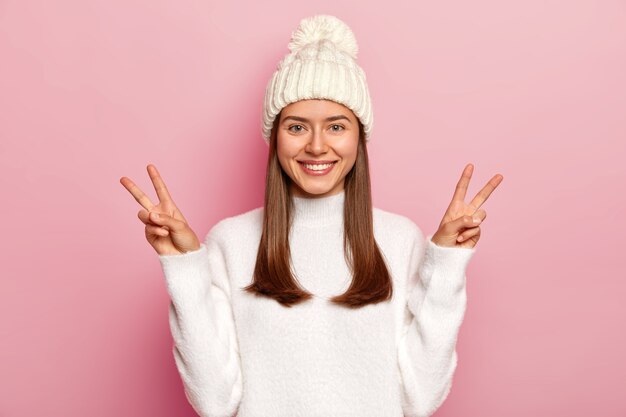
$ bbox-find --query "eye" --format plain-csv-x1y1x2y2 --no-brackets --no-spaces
330,124,345,132
288,124,304,133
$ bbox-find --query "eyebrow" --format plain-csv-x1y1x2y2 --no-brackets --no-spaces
282,115,352,124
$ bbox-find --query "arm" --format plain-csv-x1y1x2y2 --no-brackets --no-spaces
158,229,243,417
397,225,476,417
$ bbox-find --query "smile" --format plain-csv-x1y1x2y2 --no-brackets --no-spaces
297,161,338,176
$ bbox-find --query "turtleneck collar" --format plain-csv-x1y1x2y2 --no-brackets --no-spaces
291,189,345,228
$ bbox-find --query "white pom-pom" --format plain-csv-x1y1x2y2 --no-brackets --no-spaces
287,15,358,59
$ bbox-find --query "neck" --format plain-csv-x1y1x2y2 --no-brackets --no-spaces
291,189,345,228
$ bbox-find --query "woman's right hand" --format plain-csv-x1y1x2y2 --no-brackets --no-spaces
120,164,201,256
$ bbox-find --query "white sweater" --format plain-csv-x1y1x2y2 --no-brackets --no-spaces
158,189,476,417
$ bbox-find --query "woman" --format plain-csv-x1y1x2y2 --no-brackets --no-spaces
120,14,502,417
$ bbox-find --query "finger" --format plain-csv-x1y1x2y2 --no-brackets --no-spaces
449,163,474,206
120,176,156,211
444,214,483,235
140,210,172,233
473,209,487,222
149,210,184,232
138,209,156,225
457,225,481,242
146,224,169,237
147,164,175,205
468,173,503,212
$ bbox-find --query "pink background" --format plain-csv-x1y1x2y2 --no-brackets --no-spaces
1,0,625,416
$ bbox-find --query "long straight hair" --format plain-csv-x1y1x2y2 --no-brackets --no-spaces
241,111,393,308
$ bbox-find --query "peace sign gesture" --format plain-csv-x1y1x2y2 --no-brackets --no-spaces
120,164,201,256
430,163,503,249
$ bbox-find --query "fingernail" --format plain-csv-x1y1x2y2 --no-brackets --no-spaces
151,212,159,219
473,216,481,224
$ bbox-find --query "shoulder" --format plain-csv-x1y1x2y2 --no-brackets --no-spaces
372,206,425,244
204,205,264,247
372,207,427,285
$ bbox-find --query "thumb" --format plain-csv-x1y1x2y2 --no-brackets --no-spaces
149,211,183,231
445,214,482,234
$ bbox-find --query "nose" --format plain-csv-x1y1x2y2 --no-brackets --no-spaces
304,130,328,155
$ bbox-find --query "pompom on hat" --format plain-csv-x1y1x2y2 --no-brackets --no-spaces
261,15,374,145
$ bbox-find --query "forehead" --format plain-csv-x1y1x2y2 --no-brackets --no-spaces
281,99,354,119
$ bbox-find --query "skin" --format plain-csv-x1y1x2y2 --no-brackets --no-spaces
430,164,503,249
119,100,503,254
120,164,201,256
277,99,359,199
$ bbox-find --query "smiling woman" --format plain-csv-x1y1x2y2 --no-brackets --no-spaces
121,12,502,417
277,99,360,198
245,94,390,309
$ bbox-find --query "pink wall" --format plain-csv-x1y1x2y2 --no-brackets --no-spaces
1,0,625,415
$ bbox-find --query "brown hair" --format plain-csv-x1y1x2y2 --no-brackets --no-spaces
241,111,393,309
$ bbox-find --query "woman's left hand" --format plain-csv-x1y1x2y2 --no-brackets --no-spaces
431,163,503,249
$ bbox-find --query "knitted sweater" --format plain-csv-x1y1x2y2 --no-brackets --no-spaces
158,189,476,417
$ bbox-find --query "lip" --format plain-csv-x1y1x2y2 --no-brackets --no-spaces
297,160,339,164
297,160,338,176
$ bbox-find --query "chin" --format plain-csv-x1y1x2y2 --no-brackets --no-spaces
292,182,340,197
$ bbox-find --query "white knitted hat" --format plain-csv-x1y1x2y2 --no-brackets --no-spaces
261,15,374,145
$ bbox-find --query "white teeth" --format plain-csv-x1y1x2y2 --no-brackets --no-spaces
303,163,333,170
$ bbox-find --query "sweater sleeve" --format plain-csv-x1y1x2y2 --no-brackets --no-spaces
397,225,476,417
158,229,243,417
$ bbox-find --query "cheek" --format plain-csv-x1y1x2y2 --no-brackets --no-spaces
336,138,359,164
277,134,296,155
276,135,297,171
276,135,287,158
